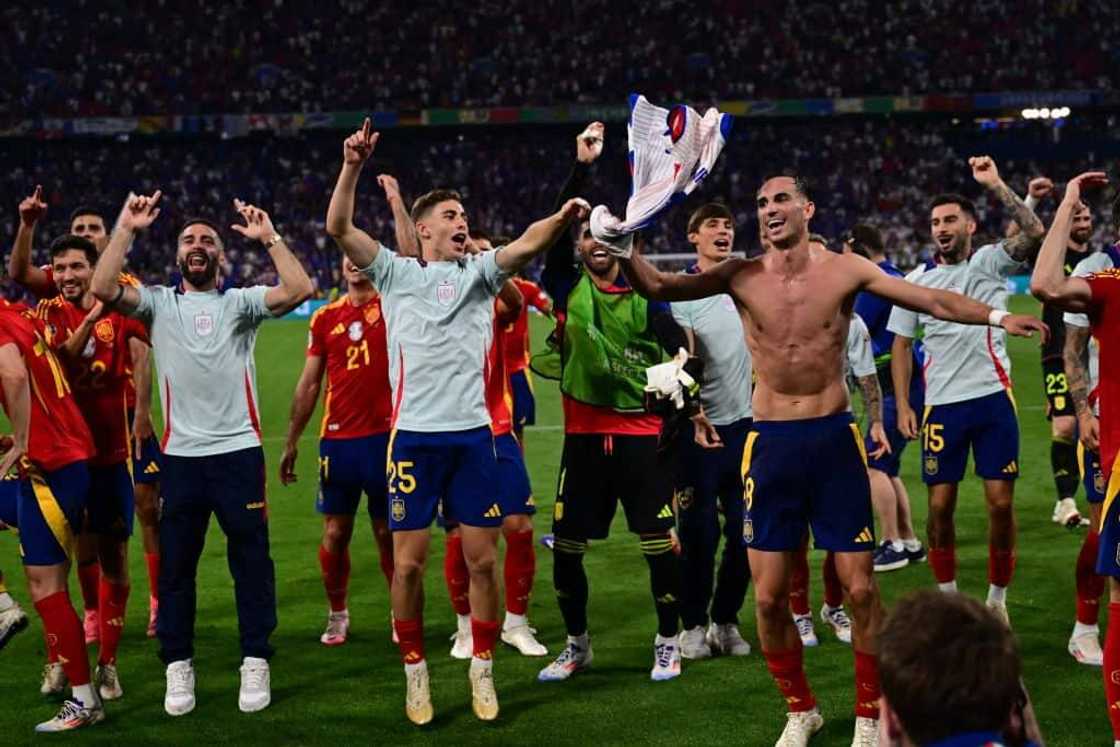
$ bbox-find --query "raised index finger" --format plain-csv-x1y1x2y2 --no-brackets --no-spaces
361,117,372,142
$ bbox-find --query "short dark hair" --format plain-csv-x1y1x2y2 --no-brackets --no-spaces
929,193,977,221
760,173,813,202
846,223,884,258
179,217,225,247
879,591,1021,745
68,206,106,227
490,234,512,247
48,234,98,266
468,228,491,243
687,203,735,235
410,189,462,222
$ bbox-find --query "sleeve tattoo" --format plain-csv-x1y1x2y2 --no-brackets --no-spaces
992,181,1045,261
857,374,883,424
1063,325,1092,418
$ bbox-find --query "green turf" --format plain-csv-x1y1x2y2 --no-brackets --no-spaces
0,295,1109,745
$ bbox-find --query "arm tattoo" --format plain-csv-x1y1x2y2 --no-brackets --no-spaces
1064,325,1093,418
992,181,1045,261
857,374,883,424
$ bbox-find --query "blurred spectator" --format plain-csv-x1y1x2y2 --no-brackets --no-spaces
2,1,1118,118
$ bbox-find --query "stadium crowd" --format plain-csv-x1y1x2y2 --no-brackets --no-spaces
3,112,1117,302
5,0,1119,117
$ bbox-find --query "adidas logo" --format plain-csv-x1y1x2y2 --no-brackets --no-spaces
1002,461,1018,474
657,505,673,519
854,527,874,543
245,501,266,510
106,616,125,628
526,495,535,507
330,323,346,336
484,504,502,519
144,462,160,475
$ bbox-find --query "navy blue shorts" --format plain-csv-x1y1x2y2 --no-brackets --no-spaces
865,394,917,477
387,427,501,531
920,390,1019,485
132,434,163,485
87,462,135,538
18,461,90,566
496,433,534,516
1080,443,1106,504
317,433,390,519
677,417,752,508
1096,455,1120,577
742,413,874,553
510,369,536,429
0,473,19,529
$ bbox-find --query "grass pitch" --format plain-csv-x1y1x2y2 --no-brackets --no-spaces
0,295,1109,745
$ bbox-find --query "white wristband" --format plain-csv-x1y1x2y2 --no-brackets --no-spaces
988,309,1009,327
1024,195,1039,211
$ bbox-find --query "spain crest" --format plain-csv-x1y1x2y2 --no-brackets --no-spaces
391,497,406,522
924,456,938,476
94,318,115,343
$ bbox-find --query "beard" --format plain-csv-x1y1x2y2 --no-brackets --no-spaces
178,254,219,287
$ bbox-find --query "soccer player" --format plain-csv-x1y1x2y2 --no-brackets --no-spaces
846,224,926,573
1028,175,1120,744
279,255,394,646
326,120,586,725
1061,204,1118,665
8,189,163,639
1010,177,1095,527
670,203,753,660
0,298,101,731
92,192,313,716
617,173,1046,745
535,123,690,686
889,157,1045,624
35,233,149,701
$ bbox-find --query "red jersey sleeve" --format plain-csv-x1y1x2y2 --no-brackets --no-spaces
1088,271,1120,310
307,309,327,357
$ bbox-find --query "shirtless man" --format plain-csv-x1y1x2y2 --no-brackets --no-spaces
616,174,1046,746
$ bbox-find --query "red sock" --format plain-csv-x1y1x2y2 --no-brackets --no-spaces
145,552,160,602
43,628,58,663
394,617,425,664
1076,531,1105,625
790,542,811,616
34,591,91,687
377,538,395,589
97,578,130,665
854,650,881,719
928,546,956,584
77,562,100,612
763,647,816,712
318,545,350,612
472,617,500,660
822,551,843,609
503,529,535,616
444,534,471,616
988,548,1016,588
1105,603,1120,739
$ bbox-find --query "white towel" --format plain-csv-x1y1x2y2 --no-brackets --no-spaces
591,94,733,257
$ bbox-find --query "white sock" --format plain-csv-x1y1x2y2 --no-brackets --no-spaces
937,581,958,592
889,539,904,552
0,591,14,611
404,660,427,675
655,633,677,646
568,633,590,649
902,538,922,552
503,611,527,630
330,607,349,618
469,655,493,674
1073,621,1099,638
794,612,812,621
987,585,1007,604
72,683,97,707
457,613,472,637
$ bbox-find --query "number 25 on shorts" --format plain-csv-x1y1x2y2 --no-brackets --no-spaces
387,460,416,494
922,422,944,453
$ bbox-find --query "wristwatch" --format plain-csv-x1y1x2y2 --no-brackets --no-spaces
264,233,284,248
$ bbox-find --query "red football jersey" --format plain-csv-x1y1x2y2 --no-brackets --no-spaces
307,295,392,439
487,301,515,437
1088,271,1120,477
40,268,142,409
0,307,94,472
502,278,551,374
36,298,148,466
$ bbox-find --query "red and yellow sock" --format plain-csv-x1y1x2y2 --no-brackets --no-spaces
35,591,91,686
503,529,535,616
854,650,880,719
145,552,160,603
928,547,956,584
1076,531,1104,625
763,647,816,712
77,562,100,612
444,534,471,616
394,617,425,664
97,579,130,665
471,618,500,660
1104,603,1120,739
988,548,1016,588
789,544,811,616
318,545,350,612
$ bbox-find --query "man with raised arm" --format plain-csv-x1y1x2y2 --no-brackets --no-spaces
889,157,1045,625
615,173,1046,747
1028,170,1120,745
325,119,586,726
91,192,313,718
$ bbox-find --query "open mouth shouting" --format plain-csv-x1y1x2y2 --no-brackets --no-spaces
450,232,468,252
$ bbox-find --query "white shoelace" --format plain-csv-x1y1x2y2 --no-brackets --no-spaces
241,664,267,691
168,666,192,696
325,616,347,637
795,616,815,638
654,643,675,669
54,699,86,722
